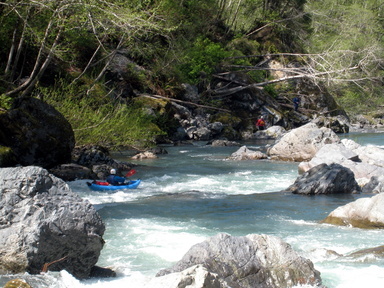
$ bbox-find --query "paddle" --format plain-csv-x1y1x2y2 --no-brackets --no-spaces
125,169,136,177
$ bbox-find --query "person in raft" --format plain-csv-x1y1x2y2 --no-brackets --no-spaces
106,168,126,185
256,116,266,130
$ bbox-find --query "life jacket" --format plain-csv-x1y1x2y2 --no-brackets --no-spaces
256,119,265,126
106,175,116,185
94,180,109,186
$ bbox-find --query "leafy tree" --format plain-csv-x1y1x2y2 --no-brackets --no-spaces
179,37,230,83
305,0,384,113
0,0,173,97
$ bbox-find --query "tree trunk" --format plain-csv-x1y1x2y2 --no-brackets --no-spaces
5,29,17,76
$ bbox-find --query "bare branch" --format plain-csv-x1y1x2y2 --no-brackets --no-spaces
139,93,232,113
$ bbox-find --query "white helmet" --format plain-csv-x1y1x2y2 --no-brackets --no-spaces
110,168,116,174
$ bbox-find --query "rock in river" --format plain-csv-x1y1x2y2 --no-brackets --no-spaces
0,166,105,279
322,193,384,229
284,163,361,195
156,233,323,288
267,123,340,162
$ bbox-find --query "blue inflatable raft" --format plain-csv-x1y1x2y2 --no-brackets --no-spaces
87,179,141,191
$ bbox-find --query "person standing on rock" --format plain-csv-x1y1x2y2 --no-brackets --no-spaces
293,96,301,111
256,116,266,130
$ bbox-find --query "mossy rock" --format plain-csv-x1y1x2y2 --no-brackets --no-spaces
4,279,32,288
321,216,384,229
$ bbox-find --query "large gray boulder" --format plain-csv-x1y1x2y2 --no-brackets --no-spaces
0,166,105,279
298,143,359,172
298,139,384,183
0,97,75,168
284,163,361,195
322,193,384,229
267,123,340,162
157,233,323,288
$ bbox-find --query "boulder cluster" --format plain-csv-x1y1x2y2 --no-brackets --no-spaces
266,123,384,229
228,122,384,230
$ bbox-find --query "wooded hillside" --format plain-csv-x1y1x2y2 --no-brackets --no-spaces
0,0,383,148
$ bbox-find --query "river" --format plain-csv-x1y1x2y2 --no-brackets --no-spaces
1,133,384,287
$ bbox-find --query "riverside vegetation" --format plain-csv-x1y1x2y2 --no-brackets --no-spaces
0,0,383,149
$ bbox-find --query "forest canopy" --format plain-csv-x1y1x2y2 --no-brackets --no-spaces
0,0,383,147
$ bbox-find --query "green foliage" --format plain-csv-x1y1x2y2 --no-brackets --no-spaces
336,89,371,115
0,94,13,110
73,104,163,149
156,0,219,36
219,0,310,52
0,0,382,148
263,85,278,98
42,78,164,149
308,1,382,52
306,0,384,111
336,87,384,116
179,37,230,83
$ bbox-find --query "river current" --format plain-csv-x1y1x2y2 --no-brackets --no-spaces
1,133,384,287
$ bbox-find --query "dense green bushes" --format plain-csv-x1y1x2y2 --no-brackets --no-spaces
41,79,164,149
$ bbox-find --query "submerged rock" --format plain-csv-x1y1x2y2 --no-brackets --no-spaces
157,233,323,288
0,166,105,279
131,151,158,160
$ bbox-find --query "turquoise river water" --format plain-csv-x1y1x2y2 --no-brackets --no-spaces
1,132,384,288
